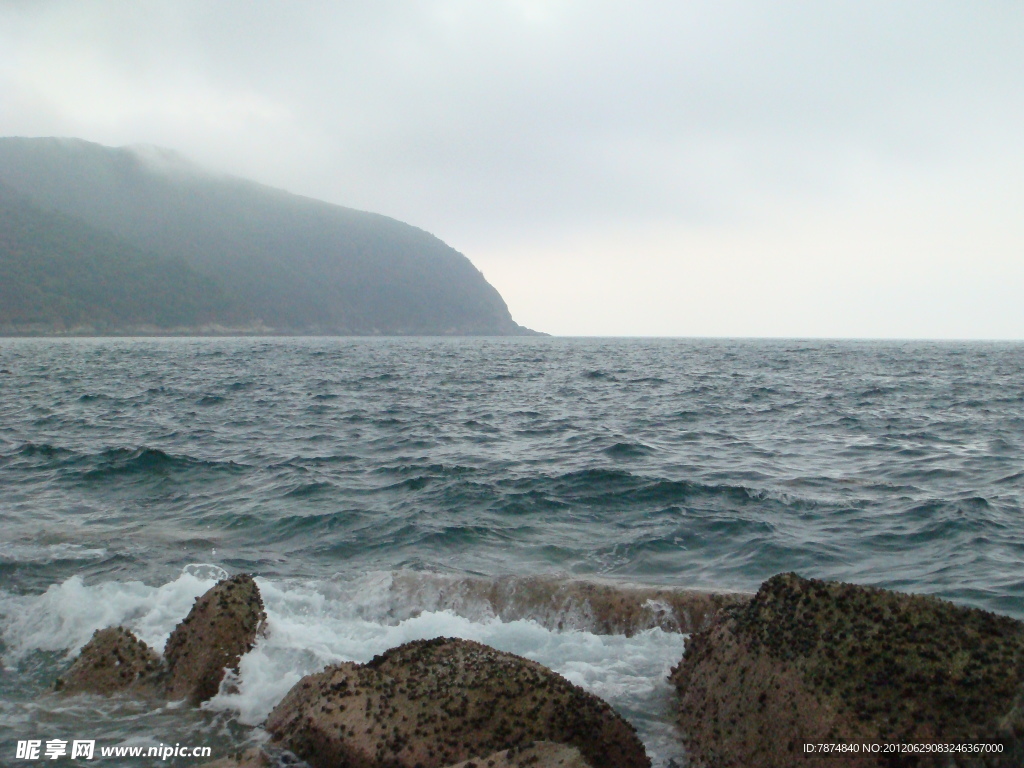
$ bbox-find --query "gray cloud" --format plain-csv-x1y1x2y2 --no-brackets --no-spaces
2,0,1022,335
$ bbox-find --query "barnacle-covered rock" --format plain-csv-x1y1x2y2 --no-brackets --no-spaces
54,626,163,696
671,572,1024,767
442,741,592,768
266,637,648,768
199,747,271,768
164,573,266,704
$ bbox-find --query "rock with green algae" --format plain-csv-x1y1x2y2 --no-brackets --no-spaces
164,573,266,704
54,626,164,696
671,572,1024,768
266,637,649,768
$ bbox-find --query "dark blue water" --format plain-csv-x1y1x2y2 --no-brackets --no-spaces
1,337,1021,765
2,337,1021,611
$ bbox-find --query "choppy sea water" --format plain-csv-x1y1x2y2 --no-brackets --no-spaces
1,337,1022,766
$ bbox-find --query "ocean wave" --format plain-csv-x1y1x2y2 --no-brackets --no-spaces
0,570,220,663
627,377,668,385
77,393,117,403
516,469,811,513
281,480,337,499
2,444,247,481
381,475,434,492
0,543,108,565
279,454,360,467
604,442,654,458
995,470,1024,485
10,442,75,460
81,447,246,480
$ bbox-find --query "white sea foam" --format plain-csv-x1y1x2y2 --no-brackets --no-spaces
0,542,108,564
0,566,225,661
0,568,689,765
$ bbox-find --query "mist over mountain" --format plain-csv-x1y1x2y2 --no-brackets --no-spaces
0,137,537,335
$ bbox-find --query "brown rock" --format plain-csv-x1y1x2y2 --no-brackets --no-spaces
443,742,592,768
671,572,1024,767
164,573,266,704
199,747,271,768
54,626,163,696
266,637,650,768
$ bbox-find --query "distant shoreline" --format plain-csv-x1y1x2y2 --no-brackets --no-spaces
0,327,547,338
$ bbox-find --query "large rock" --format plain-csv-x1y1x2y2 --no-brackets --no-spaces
54,626,163,696
201,743,592,768
164,573,266,704
199,747,271,768
671,572,1024,767
443,742,592,768
266,637,649,768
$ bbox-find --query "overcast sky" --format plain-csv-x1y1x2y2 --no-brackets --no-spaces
1,1,1022,337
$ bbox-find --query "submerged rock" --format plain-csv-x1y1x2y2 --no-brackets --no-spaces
266,637,649,768
387,572,749,635
671,572,1024,767
54,626,163,696
164,573,266,704
443,742,592,768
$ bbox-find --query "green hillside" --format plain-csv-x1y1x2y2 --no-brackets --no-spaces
0,137,536,336
0,182,229,333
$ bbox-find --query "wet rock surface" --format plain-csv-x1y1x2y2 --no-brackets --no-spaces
54,626,163,696
387,572,750,635
266,636,649,768
55,574,266,705
164,573,266,704
671,572,1024,767
442,742,592,768
200,747,273,767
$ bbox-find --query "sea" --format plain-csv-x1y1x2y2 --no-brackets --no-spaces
0,337,1021,766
